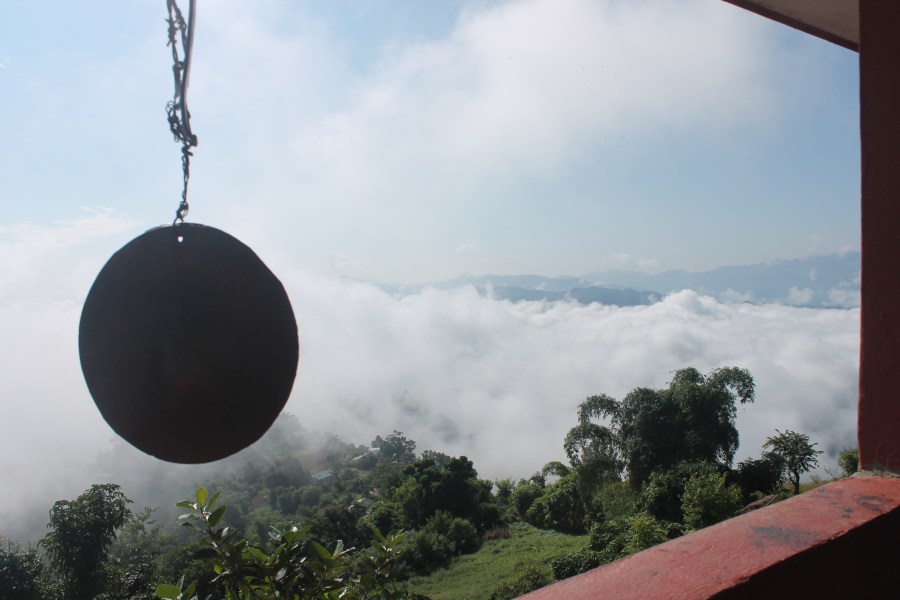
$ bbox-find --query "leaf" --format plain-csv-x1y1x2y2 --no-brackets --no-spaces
184,581,197,598
156,584,181,599
196,487,208,506
311,541,333,562
192,547,217,560
176,500,194,509
208,505,227,529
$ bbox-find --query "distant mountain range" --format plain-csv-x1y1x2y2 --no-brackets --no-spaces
378,252,860,308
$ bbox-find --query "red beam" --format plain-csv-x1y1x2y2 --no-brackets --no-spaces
522,477,900,598
859,0,900,474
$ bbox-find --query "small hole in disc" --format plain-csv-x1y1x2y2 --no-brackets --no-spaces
79,223,299,463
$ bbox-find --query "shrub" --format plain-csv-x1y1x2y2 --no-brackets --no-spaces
590,513,676,563
524,474,586,533
511,481,544,519
681,471,743,530
550,548,604,580
488,565,552,600
838,447,859,477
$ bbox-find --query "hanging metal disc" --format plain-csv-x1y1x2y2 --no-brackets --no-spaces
79,223,299,463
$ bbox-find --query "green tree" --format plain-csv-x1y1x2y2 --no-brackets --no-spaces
40,483,132,600
0,539,48,600
638,461,723,523
373,431,417,465
511,480,544,520
525,473,586,533
838,447,859,477
763,430,823,495
566,367,754,490
563,394,623,491
391,456,497,530
681,471,743,530
734,452,787,502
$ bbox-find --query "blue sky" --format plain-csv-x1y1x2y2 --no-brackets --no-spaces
2,0,859,283
0,1,862,531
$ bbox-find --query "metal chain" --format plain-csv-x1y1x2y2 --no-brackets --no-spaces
166,0,198,225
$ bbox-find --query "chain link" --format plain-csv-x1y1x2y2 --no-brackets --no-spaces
166,0,198,225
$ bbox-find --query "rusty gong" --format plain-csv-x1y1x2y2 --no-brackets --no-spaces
79,224,299,463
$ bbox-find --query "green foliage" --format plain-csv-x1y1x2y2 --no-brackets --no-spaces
563,394,623,492
41,483,133,600
391,457,498,531
525,473,586,533
511,480,544,520
157,488,412,599
680,471,743,530
638,462,722,523
591,481,638,521
734,452,786,502
405,512,481,573
405,523,587,600
619,367,755,488
764,429,823,495
105,507,176,600
488,564,552,600
589,513,675,563
567,368,754,492
0,539,47,600
549,547,603,580
373,431,417,465
838,447,859,477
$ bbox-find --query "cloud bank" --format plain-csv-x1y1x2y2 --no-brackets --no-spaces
0,214,859,539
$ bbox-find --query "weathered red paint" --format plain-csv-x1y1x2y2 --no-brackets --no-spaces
521,477,900,599
858,0,900,474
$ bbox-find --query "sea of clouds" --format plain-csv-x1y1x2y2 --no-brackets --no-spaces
0,214,859,540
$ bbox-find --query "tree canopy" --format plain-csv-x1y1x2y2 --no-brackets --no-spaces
565,367,755,489
40,483,132,600
764,429,822,495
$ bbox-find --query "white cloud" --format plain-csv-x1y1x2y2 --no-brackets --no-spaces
184,0,793,281
786,286,814,305
827,287,861,308
456,242,479,257
720,288,755,303
0,210,140,304
0,216,859,535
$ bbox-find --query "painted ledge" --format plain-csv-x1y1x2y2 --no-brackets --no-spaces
522,475,900,599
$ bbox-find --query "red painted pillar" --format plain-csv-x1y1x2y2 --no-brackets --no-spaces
859,1,900,472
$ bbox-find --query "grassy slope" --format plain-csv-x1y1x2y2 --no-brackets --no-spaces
406,523,589,600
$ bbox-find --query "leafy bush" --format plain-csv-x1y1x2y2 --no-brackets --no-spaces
156,488,413,600
838,447,859,477
488,565,552,600
511,481,544,519
404,512,481,573
734,452,786,502
525,473,586,533
681,471,743,530
639,462,723,523
550,547,603,580
0,540,47,600
589,513,676,563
